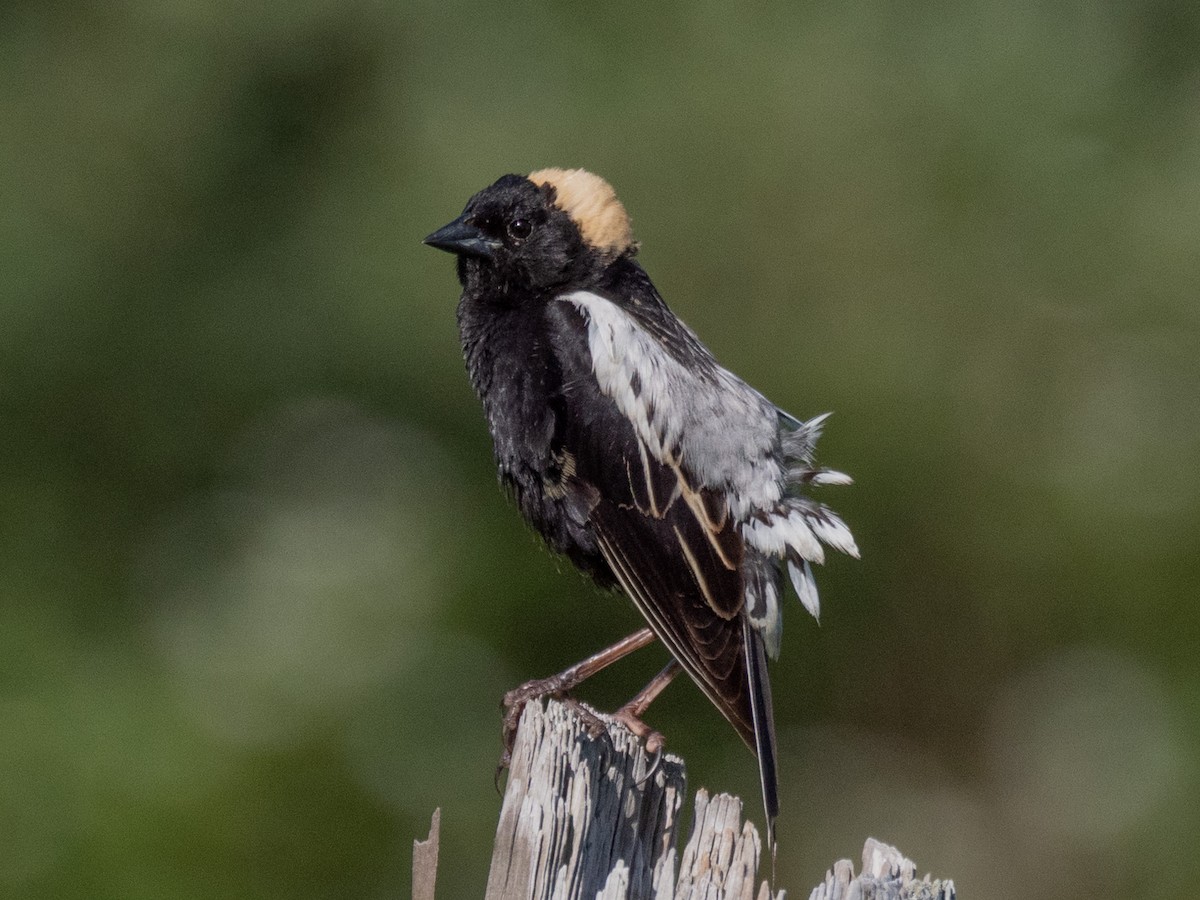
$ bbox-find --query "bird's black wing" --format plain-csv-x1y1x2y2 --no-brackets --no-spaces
587,463,755,739
544,292,779,834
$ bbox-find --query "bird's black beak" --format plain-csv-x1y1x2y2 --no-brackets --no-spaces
423,216,501,259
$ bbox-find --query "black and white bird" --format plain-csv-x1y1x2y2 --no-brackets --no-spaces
425,168,857,844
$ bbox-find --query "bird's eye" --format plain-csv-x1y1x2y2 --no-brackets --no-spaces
508,218,533,240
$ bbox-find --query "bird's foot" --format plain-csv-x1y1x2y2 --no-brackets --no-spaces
498,674,575,773
561,696,610,740
612,703,667,785
494,682,668,790
612,703,666,756
494,630,660,781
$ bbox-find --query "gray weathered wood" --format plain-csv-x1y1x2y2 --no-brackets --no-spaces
415,697,956,898
674,790,781,900
412,807,441,900
484,698,781,900
485,698,687,899
807,838,956,900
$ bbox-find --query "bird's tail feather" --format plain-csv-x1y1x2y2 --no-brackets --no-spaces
743,616,778,851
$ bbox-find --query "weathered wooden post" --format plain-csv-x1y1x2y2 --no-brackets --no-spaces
412,698,956,899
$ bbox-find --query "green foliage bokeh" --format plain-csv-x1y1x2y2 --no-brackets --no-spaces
3,1,1199,897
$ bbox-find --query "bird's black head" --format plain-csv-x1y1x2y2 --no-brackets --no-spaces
424,169,637,300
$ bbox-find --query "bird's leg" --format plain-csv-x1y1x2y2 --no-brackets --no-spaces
612,659,682,758
499,627,656,769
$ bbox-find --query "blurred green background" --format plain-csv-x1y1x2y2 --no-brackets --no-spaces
4,0,1199,897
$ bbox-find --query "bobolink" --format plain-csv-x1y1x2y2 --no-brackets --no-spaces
425,168,857,843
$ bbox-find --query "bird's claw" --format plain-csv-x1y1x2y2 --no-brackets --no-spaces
562,696,609,740
498,675,574,776
496,679,667,792
638,743,664,787
612,705,667,784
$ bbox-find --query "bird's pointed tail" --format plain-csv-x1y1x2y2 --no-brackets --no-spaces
742,616,779,850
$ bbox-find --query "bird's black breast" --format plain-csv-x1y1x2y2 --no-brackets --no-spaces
457,291,615,585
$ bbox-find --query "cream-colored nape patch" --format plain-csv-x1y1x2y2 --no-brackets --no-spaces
528,168,635,257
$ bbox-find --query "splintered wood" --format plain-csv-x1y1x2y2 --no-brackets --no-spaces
484,698,779,900
412,808,440,900
807,838,956,900
411,698,955,899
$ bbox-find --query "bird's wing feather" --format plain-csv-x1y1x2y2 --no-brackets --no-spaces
560,290,786,518
545,293,777,757
587,448,779,844
559,286,857,639
548,290,780,842
589,493,755,741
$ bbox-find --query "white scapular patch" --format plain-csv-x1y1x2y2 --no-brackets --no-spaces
562,289,857,627
563,291,784,518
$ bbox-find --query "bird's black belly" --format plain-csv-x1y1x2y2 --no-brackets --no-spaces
458,295,616,588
